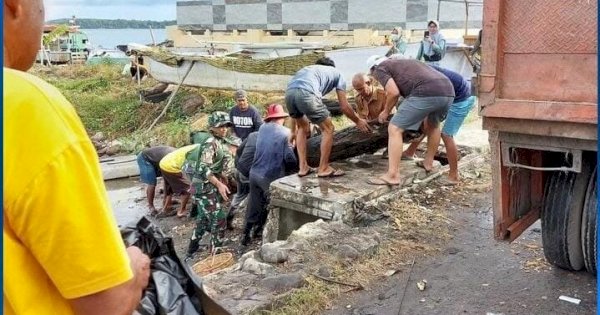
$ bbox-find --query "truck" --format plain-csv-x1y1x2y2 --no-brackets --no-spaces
479,0,597,274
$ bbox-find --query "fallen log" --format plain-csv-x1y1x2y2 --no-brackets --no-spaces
306,120,423,167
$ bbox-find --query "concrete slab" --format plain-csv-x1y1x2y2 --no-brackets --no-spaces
100,155,139,180
264,155,441,241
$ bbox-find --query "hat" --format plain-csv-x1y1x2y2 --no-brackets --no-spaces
428,20,440,28
366,55,386,71
208,111,233,128
264,104,289,121
234,89,247,100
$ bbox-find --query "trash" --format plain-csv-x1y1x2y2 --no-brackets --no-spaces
384,269,398,277
482,283,489,287
558,295,581,305
486,313,505,315
121,216,230,315
419,298,426,302
416,280,427,291
346,305,352,309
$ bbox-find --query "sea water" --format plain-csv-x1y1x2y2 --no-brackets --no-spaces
82,28,168,50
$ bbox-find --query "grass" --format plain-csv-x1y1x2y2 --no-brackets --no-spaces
30,63,286,151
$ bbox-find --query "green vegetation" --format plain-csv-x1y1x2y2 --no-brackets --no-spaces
46,18,176,29
31,64,284,153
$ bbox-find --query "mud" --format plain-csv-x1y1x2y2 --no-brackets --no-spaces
323,191,597,315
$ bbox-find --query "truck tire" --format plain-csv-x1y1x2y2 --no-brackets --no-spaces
581,166,597,275
541,158,593,271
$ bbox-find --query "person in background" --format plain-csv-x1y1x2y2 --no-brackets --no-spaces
136,146,176,216
390,26,408,56
186,112,239,258
4,0,150,313
365,56,454,186
416,20,447,65
229,89,263,141
226,131,259,230
286,57,371,178
242,104,298,246
402,65,476,185
130,55,147,81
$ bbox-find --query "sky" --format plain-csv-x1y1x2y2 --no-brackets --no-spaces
44,0,177,21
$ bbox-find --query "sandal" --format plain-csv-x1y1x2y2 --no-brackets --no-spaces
415,160,433,173
317,168,345,178
367,177,400,186
298,168,316,177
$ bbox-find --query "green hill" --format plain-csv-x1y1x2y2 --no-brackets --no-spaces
46,18,177,29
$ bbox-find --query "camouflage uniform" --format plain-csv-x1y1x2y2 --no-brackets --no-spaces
186,112,238,256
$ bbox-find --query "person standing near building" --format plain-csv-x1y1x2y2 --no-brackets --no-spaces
242,104,299,246
136,145,176,216
416,20,447,65
4,0,150,313
229,89,263,141
286,57,371,178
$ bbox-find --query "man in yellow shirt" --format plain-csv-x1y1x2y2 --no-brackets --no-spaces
3,0,150,314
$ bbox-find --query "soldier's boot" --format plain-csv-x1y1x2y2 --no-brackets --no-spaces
226,209,236,231
241,222,253,246
186,238,201,260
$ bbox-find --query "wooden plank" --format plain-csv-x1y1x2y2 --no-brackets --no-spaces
506,208,541,242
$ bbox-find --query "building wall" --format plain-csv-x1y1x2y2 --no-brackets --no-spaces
176,0,483,32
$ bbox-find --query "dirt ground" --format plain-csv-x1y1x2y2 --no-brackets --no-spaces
323,191,597,315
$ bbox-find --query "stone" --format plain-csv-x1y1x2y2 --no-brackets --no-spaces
260,241,289,264
337,244,360,260
260,273,306,292
105,140,123,156
317,266,333,278
90,132,105,142
237,250,259,267
241,258,275,276
181,95,206,116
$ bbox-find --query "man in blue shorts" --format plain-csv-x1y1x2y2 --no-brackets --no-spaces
136,146,176,216
402,65,476,185
366,56,454,186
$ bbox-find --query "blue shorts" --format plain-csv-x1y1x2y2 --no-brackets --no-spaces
137,153,158,185
442,96,476,137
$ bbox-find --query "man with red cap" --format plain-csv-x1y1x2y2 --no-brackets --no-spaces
241,104,298,246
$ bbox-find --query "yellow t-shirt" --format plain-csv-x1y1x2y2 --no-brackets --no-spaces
3,68,133,315
159,144,198,173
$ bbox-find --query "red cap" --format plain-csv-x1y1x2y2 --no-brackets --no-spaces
264,104,289,121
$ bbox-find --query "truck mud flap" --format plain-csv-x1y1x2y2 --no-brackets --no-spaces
541,157,593,271
581,166,597,275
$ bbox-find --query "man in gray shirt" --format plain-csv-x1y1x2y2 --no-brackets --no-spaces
285,57,370,178
366,56,454,186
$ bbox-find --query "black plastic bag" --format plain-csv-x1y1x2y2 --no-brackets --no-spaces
121,217,207,315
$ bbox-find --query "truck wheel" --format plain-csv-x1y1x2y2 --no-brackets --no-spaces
541,158,593,271
581,166,597,275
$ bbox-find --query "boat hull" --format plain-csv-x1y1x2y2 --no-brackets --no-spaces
144,44,474,92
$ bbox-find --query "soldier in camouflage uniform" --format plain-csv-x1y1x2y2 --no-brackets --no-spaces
185,111,239,258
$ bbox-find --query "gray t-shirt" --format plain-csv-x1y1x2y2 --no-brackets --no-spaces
373,59,454,98
287,65,347,98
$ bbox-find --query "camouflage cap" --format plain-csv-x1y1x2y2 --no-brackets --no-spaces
208,111,233,128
